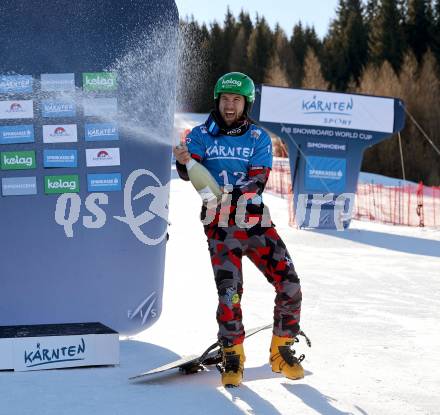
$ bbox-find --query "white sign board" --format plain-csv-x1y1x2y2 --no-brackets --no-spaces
259,86,395,133
0,100,34,120
1,333,119,372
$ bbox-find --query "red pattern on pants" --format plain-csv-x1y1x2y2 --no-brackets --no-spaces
204,222,302,347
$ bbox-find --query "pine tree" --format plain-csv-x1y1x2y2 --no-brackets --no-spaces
238,10,253,41
247,15,273,84
411,50,440,184
229,10,254,73
289,23,308,86
177,18,210,112
223,7,237,63
323,0,369,90
359,61,403,178
264,25,292,87
229,27,248,73
302,48,329,90
405,0,434,61
433,0,440,63
369,0,406,72
365,0,379,27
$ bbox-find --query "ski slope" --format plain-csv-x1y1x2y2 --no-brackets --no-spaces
1,176,439,415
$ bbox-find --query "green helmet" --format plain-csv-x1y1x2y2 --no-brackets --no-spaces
214,72,255,103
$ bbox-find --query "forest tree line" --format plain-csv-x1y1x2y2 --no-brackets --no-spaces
178,0,440,185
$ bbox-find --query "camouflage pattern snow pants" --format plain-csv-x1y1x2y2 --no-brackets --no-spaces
204,222,302,347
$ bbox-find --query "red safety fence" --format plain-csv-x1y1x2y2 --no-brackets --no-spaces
266,158,440,228
265,157,292,199
354,182,440,227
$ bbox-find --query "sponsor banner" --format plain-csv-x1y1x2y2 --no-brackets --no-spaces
43,124,78,143
42,100,76,118
86,147,120,167
1,150,36,170
85,122,119,141
43,149,78,168
260,86,395,134
305,156,346,193
9,333,119,372
83,98,118,117
40,73,75,92
306,141,347,152
44,175,79,194
87,173,122,192
2,176,37,196
0,125,34,144
279,125,377,142
82,72,117,92
0,100,34,120
0,75,33,94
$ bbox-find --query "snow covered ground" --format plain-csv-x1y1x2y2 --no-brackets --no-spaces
1,177,439,415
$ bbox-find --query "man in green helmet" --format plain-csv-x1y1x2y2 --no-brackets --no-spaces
173,72,306,387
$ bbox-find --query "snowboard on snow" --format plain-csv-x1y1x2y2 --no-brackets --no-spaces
129,323,272,381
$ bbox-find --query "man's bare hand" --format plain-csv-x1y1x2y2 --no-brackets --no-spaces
173,144,191,164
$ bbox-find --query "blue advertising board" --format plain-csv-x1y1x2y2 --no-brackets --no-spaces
0,0,178,335
251,85,406,229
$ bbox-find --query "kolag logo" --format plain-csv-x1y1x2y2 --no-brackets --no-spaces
1,151,36,170
222,78,242,88
45,175,79,194
24,338,86,368
83,72,117,91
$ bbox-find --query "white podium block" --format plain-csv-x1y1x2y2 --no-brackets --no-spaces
0,322,119,372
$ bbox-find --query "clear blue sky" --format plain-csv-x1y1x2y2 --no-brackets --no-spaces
175,0,340,39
